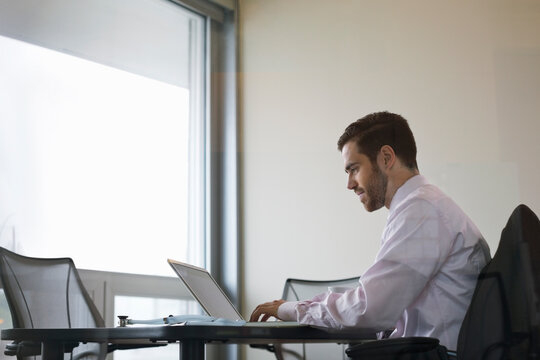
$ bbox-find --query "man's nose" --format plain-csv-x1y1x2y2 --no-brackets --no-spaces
347,174,356,190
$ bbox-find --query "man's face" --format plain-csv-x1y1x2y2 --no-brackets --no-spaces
342,141,387,212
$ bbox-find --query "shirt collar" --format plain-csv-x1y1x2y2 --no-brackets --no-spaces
388,174,428,214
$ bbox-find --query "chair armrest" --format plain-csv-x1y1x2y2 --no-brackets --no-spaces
346,337,448,359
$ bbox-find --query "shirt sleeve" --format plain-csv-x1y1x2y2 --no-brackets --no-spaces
277,301,299,321
283,199,452,330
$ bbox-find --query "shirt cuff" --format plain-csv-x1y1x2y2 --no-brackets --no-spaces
277,301,300,321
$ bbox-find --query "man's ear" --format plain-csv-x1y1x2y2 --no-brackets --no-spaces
379,145,396,169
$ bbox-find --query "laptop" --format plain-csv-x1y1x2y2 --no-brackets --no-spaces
167,259,301,327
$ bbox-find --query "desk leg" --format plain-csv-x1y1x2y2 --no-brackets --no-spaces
41,342,64,360
180,340,205,360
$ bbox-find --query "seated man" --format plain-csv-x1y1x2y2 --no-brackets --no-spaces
250,111,491,350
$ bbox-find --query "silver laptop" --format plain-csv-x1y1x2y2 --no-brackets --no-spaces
167,259,301,327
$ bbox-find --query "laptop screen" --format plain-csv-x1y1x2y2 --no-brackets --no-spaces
168,259,243,321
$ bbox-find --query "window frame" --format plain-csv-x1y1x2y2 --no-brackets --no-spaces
171,0,240,317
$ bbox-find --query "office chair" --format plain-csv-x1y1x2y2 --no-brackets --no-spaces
346,204,540,360
0,247,164,360
257,276,360,360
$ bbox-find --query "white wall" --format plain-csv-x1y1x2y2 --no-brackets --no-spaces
240,0,540,358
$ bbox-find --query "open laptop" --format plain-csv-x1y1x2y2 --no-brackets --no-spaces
167,259,301,327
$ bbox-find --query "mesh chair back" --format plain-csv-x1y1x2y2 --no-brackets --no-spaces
282,277,360,301
0,247,106,360
276,277,360,360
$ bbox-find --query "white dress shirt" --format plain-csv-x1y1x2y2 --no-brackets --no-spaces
278,175,491,350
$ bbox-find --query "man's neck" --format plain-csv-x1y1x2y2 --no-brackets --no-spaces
384,169,419,209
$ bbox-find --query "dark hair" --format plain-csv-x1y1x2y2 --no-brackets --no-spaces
337,111,418,170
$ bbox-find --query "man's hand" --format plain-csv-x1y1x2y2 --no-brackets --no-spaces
249,299,286,322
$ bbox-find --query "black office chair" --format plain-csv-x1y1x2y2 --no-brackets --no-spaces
346,204,540,360
258,276,361,360
0,247,164,360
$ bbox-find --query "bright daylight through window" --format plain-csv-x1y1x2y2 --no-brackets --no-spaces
0,0,206,276
0,33,201,276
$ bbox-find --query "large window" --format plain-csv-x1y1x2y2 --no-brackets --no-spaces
0,35,198,276
0,0,238,359
0,0,206,276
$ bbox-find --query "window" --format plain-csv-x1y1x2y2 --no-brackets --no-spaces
0,34,198,276
0,0,206,276
0,0,238,359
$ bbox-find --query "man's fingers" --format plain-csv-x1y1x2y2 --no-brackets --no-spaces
249,308,261,322
249,304,267,322
249,300,283,322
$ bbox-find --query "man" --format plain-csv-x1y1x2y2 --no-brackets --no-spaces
249,111,491,350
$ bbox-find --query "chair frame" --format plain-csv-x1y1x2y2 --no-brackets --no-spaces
282,277,361,301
